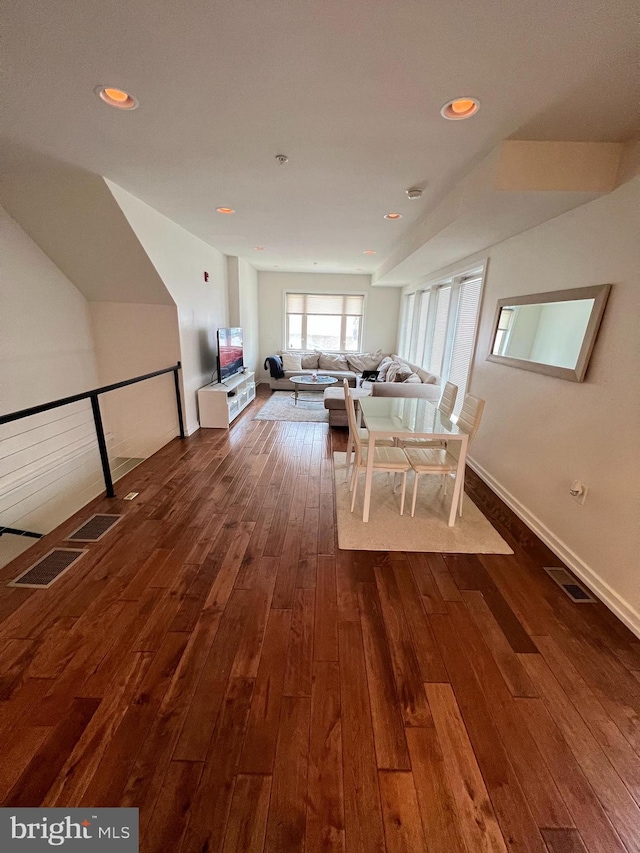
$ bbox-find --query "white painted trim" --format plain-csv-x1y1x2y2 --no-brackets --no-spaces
468,455,640,639
186,420,200,436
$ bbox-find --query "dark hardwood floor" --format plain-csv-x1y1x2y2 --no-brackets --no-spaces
0,387,639,852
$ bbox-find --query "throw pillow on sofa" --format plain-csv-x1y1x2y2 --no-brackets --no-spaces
301,352,319,369
281,352,303,371
318,353,349,371
386,360,405,382
402,371,422,383
377,356,394,381
347,349,383,372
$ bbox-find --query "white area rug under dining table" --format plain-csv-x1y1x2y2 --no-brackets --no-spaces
333,452,513,553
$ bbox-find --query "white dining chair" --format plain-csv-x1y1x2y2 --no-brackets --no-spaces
405,393,485,518
343,379,393,480
344,381,411,515
397,381,458,450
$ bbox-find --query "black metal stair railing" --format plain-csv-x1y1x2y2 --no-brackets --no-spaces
0,362,184,500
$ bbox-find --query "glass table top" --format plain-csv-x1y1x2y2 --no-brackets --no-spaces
289,375,338,385
359,395,463,436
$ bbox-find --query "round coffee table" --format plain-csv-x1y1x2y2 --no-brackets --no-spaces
289,374,338,404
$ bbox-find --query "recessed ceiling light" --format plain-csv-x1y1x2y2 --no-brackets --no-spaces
363,250,377,255
94,85,138,110
406,188,422,200
216,207,235,214
384,212,402,220
440,97,480,120
255,246,265,250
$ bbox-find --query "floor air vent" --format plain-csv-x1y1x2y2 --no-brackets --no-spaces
543,567,596,603
65,513,123,542
9,548,87,589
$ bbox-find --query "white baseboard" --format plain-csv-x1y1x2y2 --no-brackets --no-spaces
186,420,200,437
467,456,640,640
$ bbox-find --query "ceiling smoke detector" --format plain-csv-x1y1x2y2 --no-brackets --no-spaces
275,154,289,165
406,188,422,200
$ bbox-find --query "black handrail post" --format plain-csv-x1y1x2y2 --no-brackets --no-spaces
173,362,185,439
90,394,115,498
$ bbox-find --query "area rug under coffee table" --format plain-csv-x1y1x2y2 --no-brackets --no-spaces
253,391,329,423
333,452,512,553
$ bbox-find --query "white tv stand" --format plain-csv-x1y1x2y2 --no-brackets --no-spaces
197,370,256,429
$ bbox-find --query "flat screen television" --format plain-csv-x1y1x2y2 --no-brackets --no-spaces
217,327,244,383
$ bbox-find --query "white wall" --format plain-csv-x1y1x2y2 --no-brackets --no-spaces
107,181,228,433
0,205,105,543
257,271,401,380
402,177,640,636
90,303,182,465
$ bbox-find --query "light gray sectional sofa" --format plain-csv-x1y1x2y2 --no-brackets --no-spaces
259,351,442,426
266,350,379,391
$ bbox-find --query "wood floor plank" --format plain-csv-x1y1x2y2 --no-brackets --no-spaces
391,560,448,682
264,696,311,853
239,608,291,774
306,661,345,853
534,634,640,804
406,725,466,853
445,553,539,653
44,651,152,805
373,565,433,727
406,552,448,614
462,589,538,698
338,621,386,853
178,676,255,853
426,683,508,853
445,600,573,829
521,652,640,850
314,555,338,662
516,697,627,853
358,582,410,770
541,828,590,853
430,607,547,853
222,774,272,853
141,760,203,853
283,587,315,697
174,588,265,761
378,771,429,853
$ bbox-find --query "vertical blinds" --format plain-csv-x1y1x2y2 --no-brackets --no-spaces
398,293,415,357
412,290,430,364
286,293,364,316
426,286,451,375
447,277,482,415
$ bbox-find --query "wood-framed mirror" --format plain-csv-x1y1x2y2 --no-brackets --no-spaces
486,283,611,381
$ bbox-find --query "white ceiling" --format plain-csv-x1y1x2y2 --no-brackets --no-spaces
2,0,638,278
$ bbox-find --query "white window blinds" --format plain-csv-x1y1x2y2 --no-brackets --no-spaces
426,285,451,376
398,293,415,358
447,277,482,415
286,293,364,316
412,290,430,364
285,292,364,351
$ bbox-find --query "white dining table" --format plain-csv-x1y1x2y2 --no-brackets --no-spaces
358,395,469,526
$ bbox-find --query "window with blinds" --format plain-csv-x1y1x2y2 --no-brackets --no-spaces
398,268,484,412
286,292,364,351
398,293,415,358
410,290,430,363
425,286,451,376
447,277,482,415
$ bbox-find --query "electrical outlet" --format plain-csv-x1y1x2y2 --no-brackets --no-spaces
569,480,588,505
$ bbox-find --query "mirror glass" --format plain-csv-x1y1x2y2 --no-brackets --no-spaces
486,284,610,382
491,299,595,369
